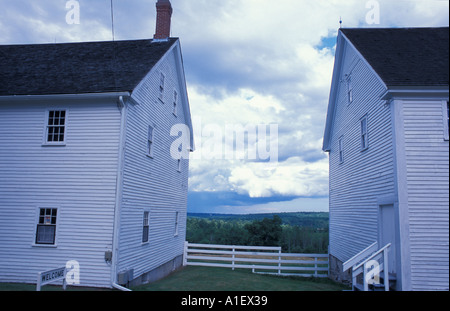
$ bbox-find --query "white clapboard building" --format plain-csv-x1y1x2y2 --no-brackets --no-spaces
0,0,194,289
323,27,449,290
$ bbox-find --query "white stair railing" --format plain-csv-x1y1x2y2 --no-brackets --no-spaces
343,242,391,291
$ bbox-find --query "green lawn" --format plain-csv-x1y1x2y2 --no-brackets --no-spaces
131,266,350,291
0,282,109,291
0,266,350,291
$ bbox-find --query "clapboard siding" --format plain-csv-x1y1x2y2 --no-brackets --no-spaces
328,41,395,263
402,100,449,290
117,44,189,278
0,99,120,288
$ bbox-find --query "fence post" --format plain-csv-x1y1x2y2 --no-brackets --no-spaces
363,262,369,291
314,256,318,277
183,241,188,266
278,249,281,275
232,247,235,271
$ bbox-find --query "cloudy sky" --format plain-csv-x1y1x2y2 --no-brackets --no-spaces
1,0,448,214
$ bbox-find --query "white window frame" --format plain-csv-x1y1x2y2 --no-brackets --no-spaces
34,207,59,247
147,125,155,158
142,211,150,244
361,115,369,151
347,75,353,105
338,136,344,164
173,90,178,116
158,73,165,103
174,211,180,237
43,109,67,146
443,100,449,141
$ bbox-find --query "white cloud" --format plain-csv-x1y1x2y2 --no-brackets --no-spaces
180,0,448,201
228,157,329,198
1,0,448,209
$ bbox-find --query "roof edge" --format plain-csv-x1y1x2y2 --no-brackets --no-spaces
0,92,131,102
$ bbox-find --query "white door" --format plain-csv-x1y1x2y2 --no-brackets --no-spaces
379,204,396,275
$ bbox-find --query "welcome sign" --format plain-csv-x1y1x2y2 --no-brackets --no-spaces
37,267,67,291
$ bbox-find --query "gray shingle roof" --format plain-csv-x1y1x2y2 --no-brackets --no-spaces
0,38,178,96
341,27,449,87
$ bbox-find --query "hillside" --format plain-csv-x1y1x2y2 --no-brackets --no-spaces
187,212,329,229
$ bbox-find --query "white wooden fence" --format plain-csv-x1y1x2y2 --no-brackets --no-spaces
183,242,329,278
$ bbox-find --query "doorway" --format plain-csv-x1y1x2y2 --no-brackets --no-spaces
378,204,397,275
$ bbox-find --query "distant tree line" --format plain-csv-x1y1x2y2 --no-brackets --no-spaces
186,215,329,254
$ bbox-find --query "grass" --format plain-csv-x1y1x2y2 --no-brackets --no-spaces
0,266,350,291
0,282,109,291
131,266,350,291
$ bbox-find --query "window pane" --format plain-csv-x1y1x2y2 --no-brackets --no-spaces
46,111,66,143
142,226,149,243
36,225,56,244
148,126,154,141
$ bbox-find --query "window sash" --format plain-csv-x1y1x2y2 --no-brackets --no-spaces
361,117,368,150
36,225,56,245
142,212,150,243
347,77,353,104
46,110,66,143
338,137,344,163
36,208,57,245
159,73,165,101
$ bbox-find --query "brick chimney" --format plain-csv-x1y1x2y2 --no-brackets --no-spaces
154,0,173,40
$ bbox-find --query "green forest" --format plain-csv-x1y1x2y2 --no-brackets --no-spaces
186,212,329,254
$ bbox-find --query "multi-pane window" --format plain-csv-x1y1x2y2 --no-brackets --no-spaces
142,211,150,243
46,110,66,143
147,126,155,158
338,136,344,164
36,208,57,245
361,116,368,150
173,90,178,116
159,73,165,102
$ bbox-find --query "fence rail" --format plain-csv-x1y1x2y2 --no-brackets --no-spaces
183,242,329,278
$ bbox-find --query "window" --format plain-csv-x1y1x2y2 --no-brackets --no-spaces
142,211,150,243
361,116,369,150
177,159,182,172
46,110,66,143
159,73,165,102
147,126,155,158
174,211,180,236
338,136,344,164
347,76,353,104
173,90,178,116
36,208,57,245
